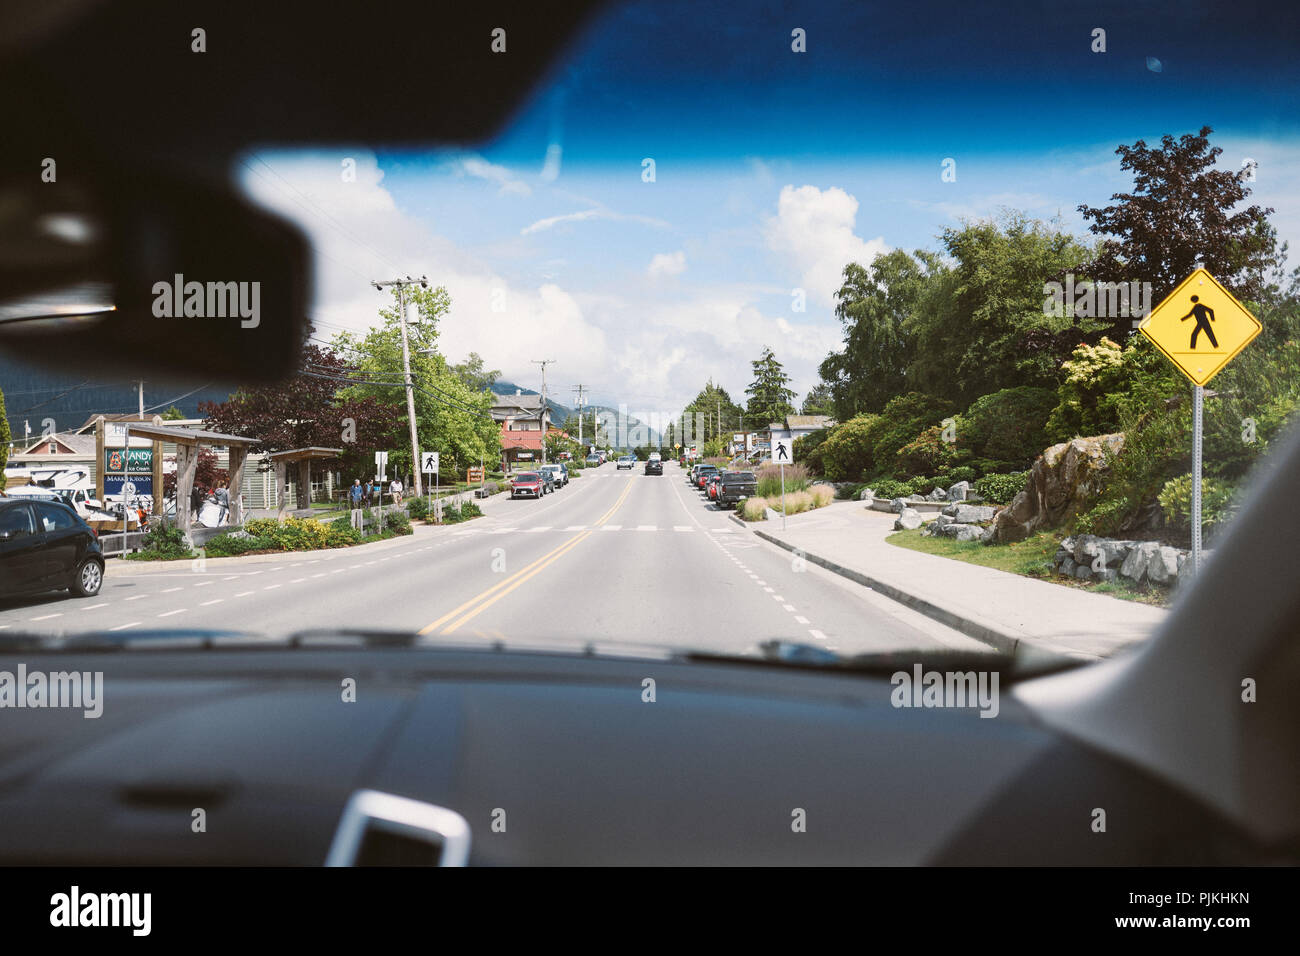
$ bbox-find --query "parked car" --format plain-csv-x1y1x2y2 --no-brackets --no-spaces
509,472,546,499
539,464,567,488
585,454,601,466
715,471,757,509
644,459,663,475
707,474,723,500
0,497,104,599
617,455,636,470
694,465,719,489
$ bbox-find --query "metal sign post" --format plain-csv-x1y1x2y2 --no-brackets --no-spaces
1139,268,1262,581
780,461,786,531
1192,385,1203,575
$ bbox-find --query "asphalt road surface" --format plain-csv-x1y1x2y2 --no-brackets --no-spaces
0,462,991,656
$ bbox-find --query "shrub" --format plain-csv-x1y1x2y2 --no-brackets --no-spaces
894,425,959,479
871,392,957,476
740,496,769,521
756,463,810,497
1073,497,1131,537
384,509,412,534
407,497,430,520
974,471,1029,504
782,490,814,515
866,478,912,500
819,414,879,481
957,386,1058,466
793,428,832,475
461,500,483,518
835,482,865,500
1044,337,1133,443
809,485,834,508
139,519,193,559
325,517,362,547
204,534,271,556
1157,474,1239,534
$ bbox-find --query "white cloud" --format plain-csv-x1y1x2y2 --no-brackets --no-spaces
453,154,531,196
647,251,686,277
764,184,889,308
521,206,669,235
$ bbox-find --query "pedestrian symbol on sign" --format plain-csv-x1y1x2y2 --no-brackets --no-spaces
773,437,793,463
421,451,439,474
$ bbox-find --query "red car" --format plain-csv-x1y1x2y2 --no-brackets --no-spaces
510,472,545,499
707,474,724,500
695,466,718,489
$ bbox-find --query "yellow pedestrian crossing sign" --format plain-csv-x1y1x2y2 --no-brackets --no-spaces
1138,268,1262,386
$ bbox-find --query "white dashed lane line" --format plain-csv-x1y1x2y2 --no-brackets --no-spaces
200,599,224,606
234,591,255,598
30,613,62,622
109,622,139,631
157,609,186,618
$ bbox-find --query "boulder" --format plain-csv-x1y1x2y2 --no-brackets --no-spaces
1071,534,1133,570
858,487,875,501
889,497,909,514
933,522,982,541
952,504,997,524
1093,568,1118,583
935,514,955,527
1145,546,1181,585
1074,564,1093,581
894,508,924,531
947,481,971,501
985,433,1125,544
927,487,947,501
1060,556,1077,577
1119,541,1160,583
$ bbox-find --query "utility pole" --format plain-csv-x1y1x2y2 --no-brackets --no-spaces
137,381,145,418
532,359,555,465
572,384,587,450
371,275,429,497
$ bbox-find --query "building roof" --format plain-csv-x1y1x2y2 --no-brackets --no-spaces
11,431,97,457
119,423,257,446
786,415,834,429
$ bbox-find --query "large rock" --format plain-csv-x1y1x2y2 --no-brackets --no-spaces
932,522,983,541
1071,534,1134,570
1119,541,1160,583
858,487,875,501
1145,546,1181,585
947,481,971,501
952,504,997,524
985,433,1125,544
927,487,947,501
894,508,924,530
889,497,908,514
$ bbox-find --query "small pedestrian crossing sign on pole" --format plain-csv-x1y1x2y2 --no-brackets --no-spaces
421,451,439,474
773,437,793,463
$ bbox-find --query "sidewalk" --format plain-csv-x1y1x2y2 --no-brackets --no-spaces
743,501,1168,660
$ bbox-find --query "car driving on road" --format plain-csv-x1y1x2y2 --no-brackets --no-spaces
617,455,636,470
644,458,663,475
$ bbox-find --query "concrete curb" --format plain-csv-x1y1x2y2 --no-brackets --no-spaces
749,527,1036,657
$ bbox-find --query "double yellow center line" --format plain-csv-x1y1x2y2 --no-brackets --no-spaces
420,479,635,636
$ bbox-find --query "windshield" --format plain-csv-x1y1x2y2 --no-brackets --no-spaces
1,0,1298,673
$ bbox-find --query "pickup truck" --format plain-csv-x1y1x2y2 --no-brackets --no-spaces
715,471,757,509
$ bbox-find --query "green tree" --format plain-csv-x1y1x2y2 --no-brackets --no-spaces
161,405,186,420
818,414,880,481
678,380,745,446
331,286,500,484
906,212,1098,406
957,386,1059,467
449,351,501,394
1075,125,1284,339
819,249,937,417
745,346,796,428
0,386,10,492
800,383,835,418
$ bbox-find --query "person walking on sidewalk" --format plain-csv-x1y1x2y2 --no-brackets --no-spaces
349,479,363,510
390,477,403,506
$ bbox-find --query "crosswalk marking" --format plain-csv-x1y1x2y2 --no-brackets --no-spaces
635,525,656,531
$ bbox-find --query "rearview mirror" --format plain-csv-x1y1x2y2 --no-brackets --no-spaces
0,159,309,382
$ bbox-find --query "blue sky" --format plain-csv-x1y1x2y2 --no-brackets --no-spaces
240,0,1300,417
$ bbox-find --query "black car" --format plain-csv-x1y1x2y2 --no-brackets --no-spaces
0,498,104,599
644,459,663,475
715,471,757,508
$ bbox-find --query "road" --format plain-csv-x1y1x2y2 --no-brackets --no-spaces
0,462,990,656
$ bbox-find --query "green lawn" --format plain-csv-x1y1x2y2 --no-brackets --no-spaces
886,527,1169,606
